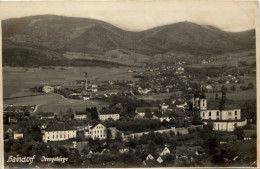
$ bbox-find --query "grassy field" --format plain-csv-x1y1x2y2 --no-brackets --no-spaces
3,93,109,114
3,66,142,113
64,49,150,66
187,50,256,68
3,66,144,99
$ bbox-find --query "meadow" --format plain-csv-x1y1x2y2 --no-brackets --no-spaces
187,50,256,68
3,66,143,113
3,66,144,99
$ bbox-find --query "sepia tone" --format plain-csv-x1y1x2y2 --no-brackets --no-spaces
0,1,259,168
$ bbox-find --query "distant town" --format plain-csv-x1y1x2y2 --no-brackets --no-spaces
3,60,256,167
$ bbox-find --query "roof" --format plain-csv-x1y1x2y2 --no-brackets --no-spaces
91,123,105,129
41,112,55,117
136,107,158,112
99,111,120,115
207,100,240,110
45,123,75,131
75,112,88,116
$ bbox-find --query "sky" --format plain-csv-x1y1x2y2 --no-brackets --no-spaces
0,1,258,32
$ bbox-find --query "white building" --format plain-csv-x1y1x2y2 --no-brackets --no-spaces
84,123,107,140
42,123,77,142
146,154,154,160
159,116,172,122
74,112,88,120
160,147,171,156
99,112,120,121
14,133,23,140
42,85,55,93
196,94,247,132
160,103,169,111
135,107,158,117
82,95,91,100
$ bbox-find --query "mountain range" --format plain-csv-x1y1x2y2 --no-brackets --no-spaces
2,15,256,66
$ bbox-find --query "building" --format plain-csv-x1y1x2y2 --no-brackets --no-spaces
160,147,171,156
41,112,55,120
99,112,120,121
195,93,247,131
160,103,169,112
74,112,88,120
87,88,98,92
135,107,159,117
4,104,37,114
42,85,55,93
82,95,91,100
157,156,164,163
119,147,130,154
84,123,107,140
42,123,77,142
14,133,23,140
146,154,154,160
159,116,172,122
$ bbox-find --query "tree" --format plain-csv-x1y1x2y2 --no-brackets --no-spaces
234,127,244,140
221,85,228,93
31,125,42,142
248,82,254,89
115,132,122,142
215,93,219,100
231,85,236,92
144,109,153,118
107,129,112,141
90,108,99,120
81,146,90,155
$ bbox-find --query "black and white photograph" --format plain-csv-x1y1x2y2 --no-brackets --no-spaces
0,1,259,168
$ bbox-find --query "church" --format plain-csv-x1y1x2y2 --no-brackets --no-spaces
193,92,247,132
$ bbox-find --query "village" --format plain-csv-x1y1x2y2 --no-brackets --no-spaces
3,63,256,167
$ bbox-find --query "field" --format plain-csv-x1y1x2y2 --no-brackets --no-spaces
3,66,144,113
3,66,144,99
3,93,109,114
187,50,256,68
64,50,150,66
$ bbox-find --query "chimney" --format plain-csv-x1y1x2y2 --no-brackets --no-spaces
85,72,88,91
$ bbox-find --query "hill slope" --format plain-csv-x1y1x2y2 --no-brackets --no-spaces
2,15,256,66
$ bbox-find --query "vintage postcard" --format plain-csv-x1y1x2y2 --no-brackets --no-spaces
0,0,259,168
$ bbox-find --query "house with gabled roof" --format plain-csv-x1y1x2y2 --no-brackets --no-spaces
84,123,107,140
146,154,155,160
156,156,164,164
160,147,171,156
42,123,76,142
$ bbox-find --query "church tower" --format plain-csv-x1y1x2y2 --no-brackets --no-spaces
199,93,207,110
193,92,200,109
